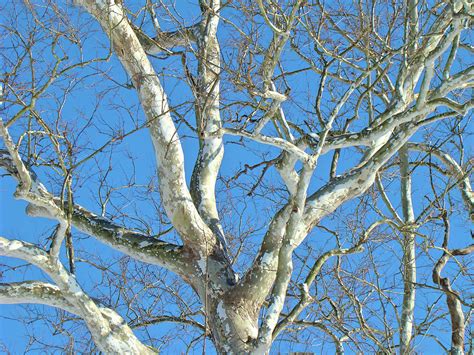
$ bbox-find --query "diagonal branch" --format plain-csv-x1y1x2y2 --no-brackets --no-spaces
273,219,392,338
26,202,191,275
0,281,79,315
406,143,474,219
0,147,191,277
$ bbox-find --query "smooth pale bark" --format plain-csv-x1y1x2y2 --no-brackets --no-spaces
399,146,416,354
76,0,236,296
433,244,473,355
0,236,154,354
78,0,216,254
190,0,227,256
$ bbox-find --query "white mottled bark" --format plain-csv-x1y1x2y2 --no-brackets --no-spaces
0,236,154,354
433,244,473,354
399,146,416,354
78,0,215,253
190,0,227,255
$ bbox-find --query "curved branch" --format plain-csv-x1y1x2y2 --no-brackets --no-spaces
221,128,310,162
0,281,79,315
406,143,473,219
432,244,473,354
190,0,228,259
308,98,473,155
0,235,155,354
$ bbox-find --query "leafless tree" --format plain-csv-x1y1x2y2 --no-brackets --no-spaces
0,0,472,353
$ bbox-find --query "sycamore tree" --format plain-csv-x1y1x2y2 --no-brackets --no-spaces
0,0,473,353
